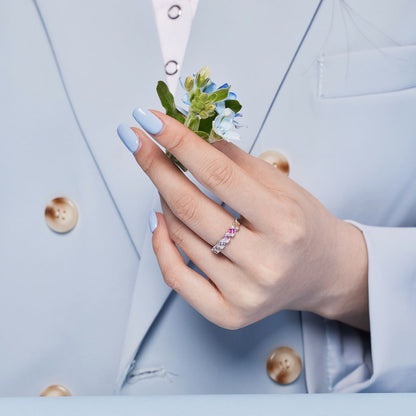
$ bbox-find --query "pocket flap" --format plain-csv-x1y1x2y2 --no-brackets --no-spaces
319,44,416,98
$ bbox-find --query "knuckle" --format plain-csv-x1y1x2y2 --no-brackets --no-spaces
203,158,234,189
140,153,155,175
166,130,187,155
251,259,280,288
283,203,307,247
268,195,308,247
168,222,186,248
238,249,278,289
216,301,256,331
238,287,266,312
172,192,200,224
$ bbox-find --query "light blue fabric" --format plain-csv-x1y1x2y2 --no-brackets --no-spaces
0,0,415,399
0,394,415,415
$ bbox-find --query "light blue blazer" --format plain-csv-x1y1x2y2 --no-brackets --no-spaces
1,0,415,397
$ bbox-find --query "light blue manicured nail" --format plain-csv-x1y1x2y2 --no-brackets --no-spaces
132,108,163,135
148,210,158,233
117,123,140,153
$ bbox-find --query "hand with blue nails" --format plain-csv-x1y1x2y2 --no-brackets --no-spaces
117,110,369,332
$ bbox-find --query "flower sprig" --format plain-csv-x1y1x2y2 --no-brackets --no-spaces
156,66,245,171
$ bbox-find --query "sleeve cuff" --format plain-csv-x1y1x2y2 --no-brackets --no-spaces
340,222,416,392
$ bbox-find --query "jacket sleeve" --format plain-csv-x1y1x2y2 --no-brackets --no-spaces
325,223,416,392
357,223,416,391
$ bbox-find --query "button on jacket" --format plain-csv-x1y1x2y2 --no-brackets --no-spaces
1,0,416,397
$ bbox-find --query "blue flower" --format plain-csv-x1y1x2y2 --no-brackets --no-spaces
182,93,191,106
203,82,218,94
212,108,243,142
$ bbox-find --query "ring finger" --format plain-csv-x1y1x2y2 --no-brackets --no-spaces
161,198,245,296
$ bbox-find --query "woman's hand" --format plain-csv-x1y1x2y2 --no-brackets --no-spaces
120,110,369,331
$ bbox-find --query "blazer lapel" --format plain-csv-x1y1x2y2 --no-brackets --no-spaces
35,0,164,256
114,188,173,392
179,0,323,153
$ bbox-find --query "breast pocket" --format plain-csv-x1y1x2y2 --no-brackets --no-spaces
318,44,416,99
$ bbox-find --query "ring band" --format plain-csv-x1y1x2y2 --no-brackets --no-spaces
211,218,240,254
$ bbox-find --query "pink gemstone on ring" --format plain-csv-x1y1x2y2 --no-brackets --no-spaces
211,218,241,255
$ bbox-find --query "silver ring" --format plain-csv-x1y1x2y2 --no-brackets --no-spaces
212,219,240,254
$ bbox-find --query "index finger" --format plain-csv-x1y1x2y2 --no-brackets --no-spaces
132,108,273,226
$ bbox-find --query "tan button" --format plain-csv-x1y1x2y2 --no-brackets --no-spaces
45,197,78,233
267,346,302,385
258,150,290,175
40,384,72,397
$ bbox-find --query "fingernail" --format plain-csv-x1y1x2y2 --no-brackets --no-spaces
132,108,163,135
148,210,158,233
117,123,140,153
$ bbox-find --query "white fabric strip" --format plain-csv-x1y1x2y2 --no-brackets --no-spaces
152,0,199,94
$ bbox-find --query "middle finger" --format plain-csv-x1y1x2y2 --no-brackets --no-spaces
130,127,257,262
132,108,275,229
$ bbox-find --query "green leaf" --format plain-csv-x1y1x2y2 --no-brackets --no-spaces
225,99,242,113
156,81,175,113
208,86,230,103
198,114,216,134
186,116,200,131
156,81,185,124
174,110,186,124
208,129,223,144
166,151,187,172
195,131,210,141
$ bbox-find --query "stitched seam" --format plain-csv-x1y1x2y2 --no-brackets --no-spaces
318,55,325,97
127,366,178,384
324,319,333,392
